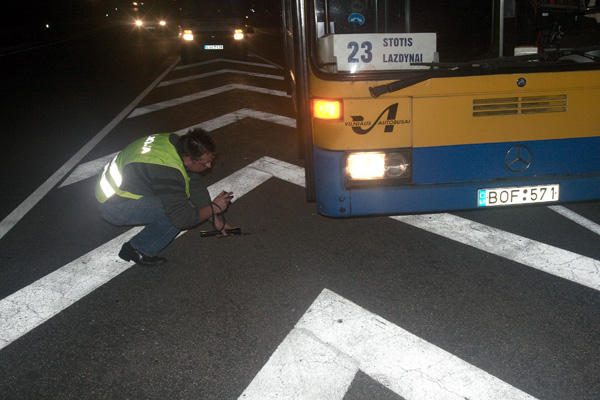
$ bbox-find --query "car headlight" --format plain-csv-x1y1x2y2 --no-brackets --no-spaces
345,150,411,184
182,29,194,41
233,28,244,40
134,19,143,27
159,20,167,27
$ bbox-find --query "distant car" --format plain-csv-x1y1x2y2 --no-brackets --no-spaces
179,17,249,61
131,14,173,35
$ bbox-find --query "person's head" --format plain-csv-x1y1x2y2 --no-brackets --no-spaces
178,129,216,173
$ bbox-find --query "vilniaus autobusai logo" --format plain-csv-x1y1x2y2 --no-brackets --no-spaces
346,103,410,135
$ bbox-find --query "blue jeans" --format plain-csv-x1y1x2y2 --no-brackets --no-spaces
99,196,180,256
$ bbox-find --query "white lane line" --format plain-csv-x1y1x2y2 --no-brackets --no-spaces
59,110,296,188
174,58,280,71
239,288,538,400
392,213,600,292
0,157,281,351
127,84,289,119
0,57,181,241
158,69,283,87
548,205,600,236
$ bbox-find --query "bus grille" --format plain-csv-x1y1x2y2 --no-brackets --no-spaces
472,95,567,117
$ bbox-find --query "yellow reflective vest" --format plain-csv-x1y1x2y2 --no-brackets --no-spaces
95,133,190,203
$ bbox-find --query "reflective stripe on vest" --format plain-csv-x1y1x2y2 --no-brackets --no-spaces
95,133,190,203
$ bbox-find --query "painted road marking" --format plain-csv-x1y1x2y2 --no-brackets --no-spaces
0,157,286,351
59,109,296,188
0,57,181,241
392,213,600,292
0,227,141,350
256,160,600,292
158,69,283,87
3,156,599,352
548,205,600,236
256,161,600,292
239,288,538,400
256,162,600,291
174,57,280,71
127,84,289,119
247,52,284,69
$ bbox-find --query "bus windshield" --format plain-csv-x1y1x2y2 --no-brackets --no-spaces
312,0,600,74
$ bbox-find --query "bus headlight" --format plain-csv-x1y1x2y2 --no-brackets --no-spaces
345,150,411,184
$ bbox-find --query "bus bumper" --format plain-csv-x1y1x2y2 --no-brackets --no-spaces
313,141,600,217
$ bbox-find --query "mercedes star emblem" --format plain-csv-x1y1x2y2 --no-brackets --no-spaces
505,145,533,172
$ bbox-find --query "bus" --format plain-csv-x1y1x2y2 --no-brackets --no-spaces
281,0,600,217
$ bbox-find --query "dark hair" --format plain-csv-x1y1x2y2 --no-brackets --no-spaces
177,129,215,159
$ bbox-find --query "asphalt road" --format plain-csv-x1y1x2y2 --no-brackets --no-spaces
1,23,599,400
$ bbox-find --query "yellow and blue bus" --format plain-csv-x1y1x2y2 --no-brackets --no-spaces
282,0,600,217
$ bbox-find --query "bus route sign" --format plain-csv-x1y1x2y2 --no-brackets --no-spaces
331,33,436,72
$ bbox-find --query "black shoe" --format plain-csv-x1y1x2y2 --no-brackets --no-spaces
118,242,167,266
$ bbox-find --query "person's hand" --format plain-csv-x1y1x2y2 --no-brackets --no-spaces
212,191,234,213
216,223,238,237
211,213,226,231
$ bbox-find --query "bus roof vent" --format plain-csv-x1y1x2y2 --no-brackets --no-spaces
473,95,567,117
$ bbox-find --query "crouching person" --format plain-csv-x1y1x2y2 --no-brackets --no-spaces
96,129,234,266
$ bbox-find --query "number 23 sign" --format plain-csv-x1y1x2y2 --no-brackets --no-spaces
331,33,436,72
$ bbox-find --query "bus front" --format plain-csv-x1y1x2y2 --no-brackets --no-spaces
295,0,600,217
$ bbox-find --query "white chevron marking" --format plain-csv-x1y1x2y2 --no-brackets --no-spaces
59,109,296,187
0,57,181,241
159,69,283,87
128,84,289,118
0,157,298,351
548,205,600,236
240,288,538,400
174,57,280,71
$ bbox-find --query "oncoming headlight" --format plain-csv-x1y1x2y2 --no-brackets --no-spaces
345,150,411,185
159,20,167,27
233,29,244,40
134,19,143,27
182,29,194,41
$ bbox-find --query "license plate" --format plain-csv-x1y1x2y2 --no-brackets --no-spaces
477,184,559,207
204,44,224,50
